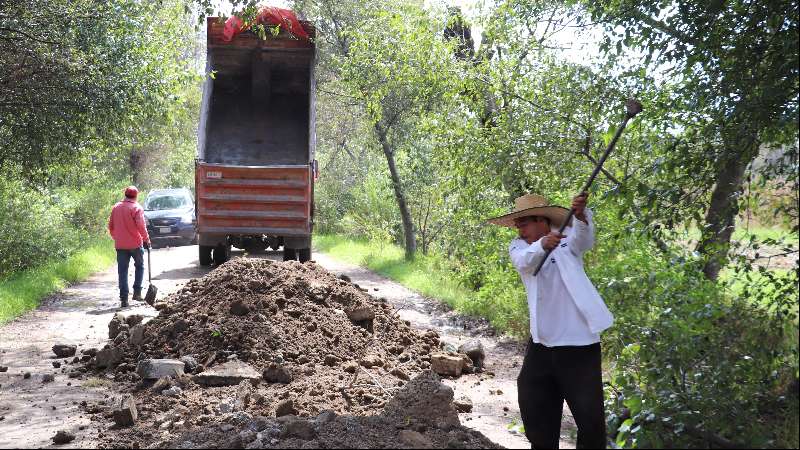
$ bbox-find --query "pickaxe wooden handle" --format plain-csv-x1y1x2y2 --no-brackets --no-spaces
532,99,643,276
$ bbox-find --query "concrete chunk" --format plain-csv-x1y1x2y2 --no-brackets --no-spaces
193,360,261,387
430,353,464,377
135,359,185,380
113,395,138,427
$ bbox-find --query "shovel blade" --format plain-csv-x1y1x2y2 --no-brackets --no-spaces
144,284,157,306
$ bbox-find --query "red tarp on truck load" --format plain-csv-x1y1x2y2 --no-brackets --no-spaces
223,7,310,42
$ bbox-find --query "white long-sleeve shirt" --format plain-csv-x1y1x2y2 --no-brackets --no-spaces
509,209,614,347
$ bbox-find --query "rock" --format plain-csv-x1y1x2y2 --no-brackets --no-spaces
0,366,7,372
52,344,77,358
180,355,199,373
124,314,144,327
430,353,464,377
94,346,124,370
129,325,145,346
281,418,316,440
23,372,31,379
52,430,75,444
112,395,138,427
263,364,292,384
398,430,433,449
359,355,383,368
52,361,61,369
108,314,125,339
193,360,260,387
230,300,250,316
458,340,485,368
323,354,341,367
275,399,297,417
162,386,182,397
135,359,185,380
42,374,55,383
346,305,374,322
453,396,473,413
82,348,98,357
390,367,410,381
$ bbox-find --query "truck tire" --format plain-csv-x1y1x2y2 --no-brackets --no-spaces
199,245,213,266
213,244,231,265
298,248,311,263
283,248,297,261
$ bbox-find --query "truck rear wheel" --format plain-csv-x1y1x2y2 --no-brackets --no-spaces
298,248,311,263
199,245,213,266
283,248,297,261
213,244,231,265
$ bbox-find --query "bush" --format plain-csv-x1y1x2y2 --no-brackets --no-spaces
0,177,122,278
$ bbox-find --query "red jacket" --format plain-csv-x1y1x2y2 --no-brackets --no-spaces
108,198,150,250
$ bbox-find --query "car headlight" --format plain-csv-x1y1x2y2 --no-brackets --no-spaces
180,214,194,224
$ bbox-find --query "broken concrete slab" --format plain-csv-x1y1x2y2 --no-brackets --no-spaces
135,359,185,380
193,360,260,387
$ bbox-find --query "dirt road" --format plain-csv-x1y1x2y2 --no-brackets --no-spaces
0,245,577,448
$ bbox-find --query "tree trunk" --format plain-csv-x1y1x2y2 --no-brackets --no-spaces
695,139,757,280
375,123,417,259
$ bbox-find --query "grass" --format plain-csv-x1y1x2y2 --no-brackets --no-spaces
314,233,480,315
0,236,116,324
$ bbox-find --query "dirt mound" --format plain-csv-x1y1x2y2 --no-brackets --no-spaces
145,372,501,449
81,259,497,448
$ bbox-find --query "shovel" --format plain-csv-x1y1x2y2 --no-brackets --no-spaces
144,247,157,306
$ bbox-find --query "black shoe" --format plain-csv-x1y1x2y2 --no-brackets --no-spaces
132,291,143,302
121,298,129,308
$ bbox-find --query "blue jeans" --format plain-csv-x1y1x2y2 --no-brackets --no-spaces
117,248,144,299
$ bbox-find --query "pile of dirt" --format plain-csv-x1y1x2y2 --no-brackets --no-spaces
146,371,501,449
79,258,493,448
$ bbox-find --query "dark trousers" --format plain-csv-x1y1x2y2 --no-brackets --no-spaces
517,341,606,449
116,248,144,299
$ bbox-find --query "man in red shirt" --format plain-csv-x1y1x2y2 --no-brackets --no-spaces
108,186,151,307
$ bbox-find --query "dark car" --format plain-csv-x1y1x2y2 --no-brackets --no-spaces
143,188,197,247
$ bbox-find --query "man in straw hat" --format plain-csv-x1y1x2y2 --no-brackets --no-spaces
488,192,614,449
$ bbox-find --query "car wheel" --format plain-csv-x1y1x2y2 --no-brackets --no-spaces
199,245,213,266
298,248,311,263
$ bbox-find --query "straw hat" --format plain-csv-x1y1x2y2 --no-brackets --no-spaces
487,194,569,228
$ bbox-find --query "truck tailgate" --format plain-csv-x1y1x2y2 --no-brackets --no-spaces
196,163,311,236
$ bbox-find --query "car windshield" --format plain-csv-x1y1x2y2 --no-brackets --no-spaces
144,194,191,211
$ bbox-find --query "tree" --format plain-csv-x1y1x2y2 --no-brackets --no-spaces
583,0,799,280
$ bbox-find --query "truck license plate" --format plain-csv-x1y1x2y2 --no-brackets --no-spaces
159,227,171,234
206,171,222,179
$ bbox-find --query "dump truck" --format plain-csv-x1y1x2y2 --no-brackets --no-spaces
196,15,316,265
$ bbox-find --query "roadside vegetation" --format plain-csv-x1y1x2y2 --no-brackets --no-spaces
0,0,797,448
295,0,798,447
0,0,201,318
